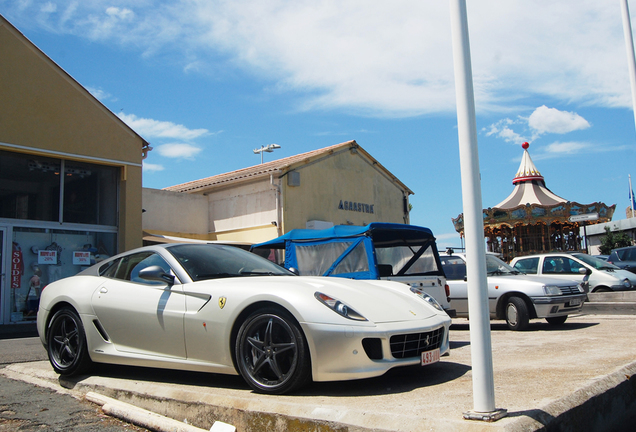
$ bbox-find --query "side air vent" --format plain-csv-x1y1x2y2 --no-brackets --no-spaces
92,319,110,342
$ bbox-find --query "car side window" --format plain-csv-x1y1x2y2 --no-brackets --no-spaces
566,258,583,274
439,256,466,280
543,258,558,274
513,258,538,274
102,252,173,285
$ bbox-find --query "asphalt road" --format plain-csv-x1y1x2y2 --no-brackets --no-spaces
0,336,147,432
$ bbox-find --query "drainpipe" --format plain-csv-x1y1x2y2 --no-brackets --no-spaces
270,174,282,237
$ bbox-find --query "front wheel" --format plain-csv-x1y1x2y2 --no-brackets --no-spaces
235,308,311,394
46,307,93,375
546,315,568,326
505,297,529,331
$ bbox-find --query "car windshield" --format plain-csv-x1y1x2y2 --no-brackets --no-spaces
167,244,294,281
572,253,620,270
486,254,520,276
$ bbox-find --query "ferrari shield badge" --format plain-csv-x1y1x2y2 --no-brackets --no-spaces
218,297,227,309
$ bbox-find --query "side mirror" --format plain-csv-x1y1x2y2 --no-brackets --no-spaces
138,265,175,285
288,267,300,276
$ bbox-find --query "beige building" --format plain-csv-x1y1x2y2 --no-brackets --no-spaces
0,15,149,326
143,141,413,244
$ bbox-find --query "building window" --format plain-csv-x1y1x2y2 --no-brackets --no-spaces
0,150,118,226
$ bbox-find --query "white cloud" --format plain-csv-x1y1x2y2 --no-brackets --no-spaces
105,7,134,21
7,1,634,116
484,118,527,144
117,113,209,140
86,86,113,102
528,106,591,135
528,141,617,161
142,162,165,172
155,143,202,159
41,2,56,14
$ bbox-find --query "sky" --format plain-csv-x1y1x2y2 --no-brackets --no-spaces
2,0,636,250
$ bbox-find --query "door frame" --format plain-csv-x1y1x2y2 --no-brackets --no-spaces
0,226,7,324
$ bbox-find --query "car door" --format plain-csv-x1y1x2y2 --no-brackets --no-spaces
540,256,585,283
91,251,186,359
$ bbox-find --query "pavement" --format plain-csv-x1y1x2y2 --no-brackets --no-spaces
2,313,636,432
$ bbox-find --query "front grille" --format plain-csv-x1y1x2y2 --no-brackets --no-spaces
390,328,444,359
558,285,581,295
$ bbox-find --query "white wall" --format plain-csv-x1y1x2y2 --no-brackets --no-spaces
142,188,209,235
206,180,278,234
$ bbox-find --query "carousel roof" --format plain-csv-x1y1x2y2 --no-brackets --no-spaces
451,141,616,236
493,142,567,209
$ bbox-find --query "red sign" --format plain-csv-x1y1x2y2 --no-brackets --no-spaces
11,243,23,289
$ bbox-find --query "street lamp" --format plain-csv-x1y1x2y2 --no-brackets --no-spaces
253,144,281,164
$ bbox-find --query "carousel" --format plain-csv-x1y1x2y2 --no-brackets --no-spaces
452,142,615,262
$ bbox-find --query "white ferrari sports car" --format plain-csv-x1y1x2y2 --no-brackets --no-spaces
37,243,451,394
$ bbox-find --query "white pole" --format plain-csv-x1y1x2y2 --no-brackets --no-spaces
449,0,503,419
621,0,636,133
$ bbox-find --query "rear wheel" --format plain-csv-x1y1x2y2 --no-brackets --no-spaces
46,307,92,375
505,297,529,331
593,287,612,293
235,308,311,394
546,315,568,325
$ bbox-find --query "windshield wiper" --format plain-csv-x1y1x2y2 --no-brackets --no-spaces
239,270,280,276
487,269,507,275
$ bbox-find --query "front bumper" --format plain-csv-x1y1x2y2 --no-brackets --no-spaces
301,316,451,382
531,294,587,318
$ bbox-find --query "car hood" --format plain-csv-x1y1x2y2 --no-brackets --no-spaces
300,276,440,323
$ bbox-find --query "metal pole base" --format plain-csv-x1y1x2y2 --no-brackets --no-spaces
463,409,508,422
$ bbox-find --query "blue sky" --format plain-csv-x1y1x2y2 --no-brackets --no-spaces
2,1,636,250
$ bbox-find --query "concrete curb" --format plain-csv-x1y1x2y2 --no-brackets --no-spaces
86,391,212,432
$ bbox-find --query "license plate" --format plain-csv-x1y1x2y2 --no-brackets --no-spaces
569,298,582,307
421,348,440,366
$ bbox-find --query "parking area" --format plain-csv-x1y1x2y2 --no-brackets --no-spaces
3,314,636,432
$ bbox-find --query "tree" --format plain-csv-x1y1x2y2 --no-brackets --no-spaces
598,226,633,255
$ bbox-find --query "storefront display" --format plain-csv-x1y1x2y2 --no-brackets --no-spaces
0,151,120,325
9,229,116,323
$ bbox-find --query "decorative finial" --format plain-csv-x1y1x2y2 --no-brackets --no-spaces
522,142,529,150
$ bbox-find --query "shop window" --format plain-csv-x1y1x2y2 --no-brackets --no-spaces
0,150,118,226
63,160,118,226
9,228,116,323
0,151,60,221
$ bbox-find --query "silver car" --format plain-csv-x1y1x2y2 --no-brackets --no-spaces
440,251,587,331
511,252,636,293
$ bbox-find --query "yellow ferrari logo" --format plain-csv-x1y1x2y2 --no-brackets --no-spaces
218,297,227,309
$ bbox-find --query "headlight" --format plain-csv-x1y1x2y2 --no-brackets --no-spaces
410,287,444,312
314,292,367,321
623,279,632,289
543,285,561,296
577,283,585,293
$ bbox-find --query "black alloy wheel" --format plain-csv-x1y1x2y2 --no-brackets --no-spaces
47,307,92,375
235,308,311,394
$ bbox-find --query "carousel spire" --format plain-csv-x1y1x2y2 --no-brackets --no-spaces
493,142,567,209
513,142,544,185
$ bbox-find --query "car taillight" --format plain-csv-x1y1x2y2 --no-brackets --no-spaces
445,283,450,301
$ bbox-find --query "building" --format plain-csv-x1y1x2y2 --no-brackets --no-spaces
0,15,150,327
452,142,615,262
143,141,413,245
